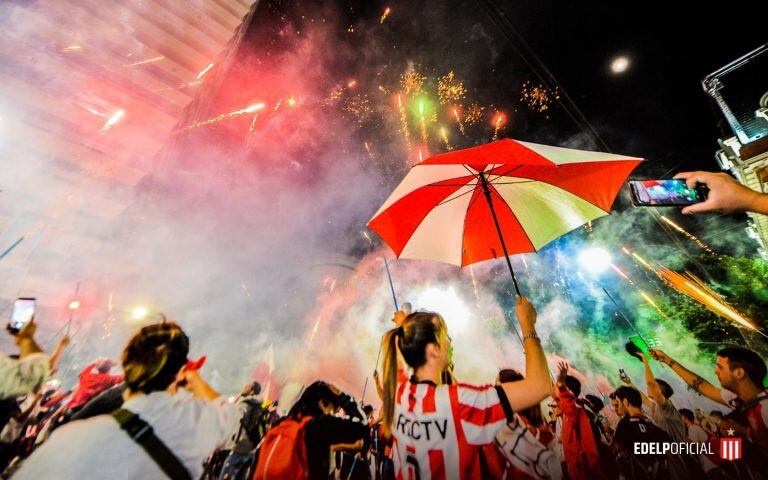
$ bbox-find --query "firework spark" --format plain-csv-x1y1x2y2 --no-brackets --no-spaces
181,102,265,131
437,71,467,105
440,126,451,150
451,106,466,135
521,81,559,113
60,45,82,52
658,267,758,332
463,102,484,125
196,62,215,80
660,216,718,255
400,71,426,96
101,109,125,131
492,112,505,141
380,7,391,23
123,56,165,68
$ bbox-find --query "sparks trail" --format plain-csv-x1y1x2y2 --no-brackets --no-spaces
196,62,215,79
451,106,466,135
123,56,165,67
660,216,719,256
180,102,265,131
622,247,761,334
380,7,391,23
492,112,505,141
101,110,125,132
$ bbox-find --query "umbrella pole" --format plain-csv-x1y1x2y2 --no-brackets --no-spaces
479,174,521,296
479,174,524,346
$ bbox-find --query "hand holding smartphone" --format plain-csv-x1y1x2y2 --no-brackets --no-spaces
629,179,708,207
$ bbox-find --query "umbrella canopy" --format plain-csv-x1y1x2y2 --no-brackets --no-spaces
368,138,642,269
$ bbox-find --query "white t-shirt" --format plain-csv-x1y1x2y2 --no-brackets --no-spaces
0,353,50,400
14,390,239,479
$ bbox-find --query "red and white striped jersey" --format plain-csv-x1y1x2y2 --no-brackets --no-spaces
391,378,514,480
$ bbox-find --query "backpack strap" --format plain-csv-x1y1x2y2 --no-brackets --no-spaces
111,408,192,480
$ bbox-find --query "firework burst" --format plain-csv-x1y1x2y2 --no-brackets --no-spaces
437,71,467,105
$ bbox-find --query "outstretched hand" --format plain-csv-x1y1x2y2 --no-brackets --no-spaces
556,362,568,384
649,349,671,365
674,171,765,215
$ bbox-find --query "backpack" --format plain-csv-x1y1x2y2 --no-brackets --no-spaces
238,398,270,447
252,416,312,480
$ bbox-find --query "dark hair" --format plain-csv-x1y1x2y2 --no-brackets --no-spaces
655,379,674,399
717,347,767,387
614,386,642,408
679,408,695,422
244,381,262,397
286,381,340,420
122,321,189,394
565,375,581,397
499,369,544,427
363,405,374,416
709,410,723,419
585,394,604,413
381,312,448,436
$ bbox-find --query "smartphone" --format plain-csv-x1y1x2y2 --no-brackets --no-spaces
618,368,628,382
628,179,707,207
9,297,35,334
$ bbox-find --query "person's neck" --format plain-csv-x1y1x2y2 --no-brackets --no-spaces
627,407,643,417
734,382,764,402
414,363,442,384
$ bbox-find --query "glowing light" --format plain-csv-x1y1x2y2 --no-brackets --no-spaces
610,56,630,74
61,45,82,52
416,287,470,334
287,96,297,107
492,112,505,141
196,62,214,80
101,109,125,131
400,71,425,96
131,307,148,320
578,247,612,274
380,7,391,23
347,80,357,88
123,56,165,67
68,300,80,310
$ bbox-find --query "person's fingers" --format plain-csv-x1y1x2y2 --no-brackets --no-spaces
673,171,694,180
681,199,717,215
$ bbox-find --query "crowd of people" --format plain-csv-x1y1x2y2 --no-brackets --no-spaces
0,171,766,480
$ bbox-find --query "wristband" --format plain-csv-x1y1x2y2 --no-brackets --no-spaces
522,332,540,343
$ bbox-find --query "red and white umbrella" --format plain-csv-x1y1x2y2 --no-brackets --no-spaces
368,138,642,293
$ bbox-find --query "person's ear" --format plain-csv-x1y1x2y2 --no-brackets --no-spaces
426,342,440,360
732,367,746,381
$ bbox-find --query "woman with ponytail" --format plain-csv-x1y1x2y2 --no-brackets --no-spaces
14,320,239,480
380,296,551,479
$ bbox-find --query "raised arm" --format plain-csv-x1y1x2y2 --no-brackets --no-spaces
49,335,71,372
650,349,727,405
500,296,551,411
642,354,665,405
620,371,652,408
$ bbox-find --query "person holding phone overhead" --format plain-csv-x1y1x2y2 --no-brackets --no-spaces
1,318,69,401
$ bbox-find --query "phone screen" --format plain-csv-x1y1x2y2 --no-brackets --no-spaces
629,179,705,206
10,298,35,332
